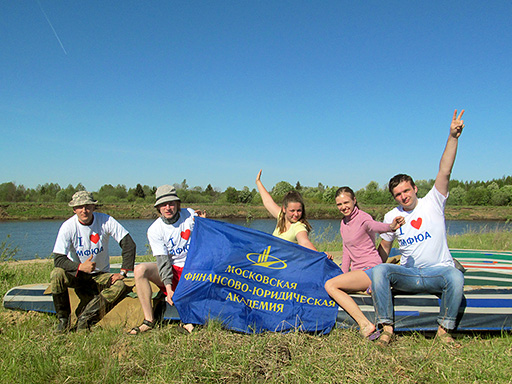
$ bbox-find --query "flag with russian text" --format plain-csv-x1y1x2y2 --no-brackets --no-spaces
173,217,342,334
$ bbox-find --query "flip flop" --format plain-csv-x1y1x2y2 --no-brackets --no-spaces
367,329,381,341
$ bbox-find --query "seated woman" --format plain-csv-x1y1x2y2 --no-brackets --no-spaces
255,170,318,251
324,187,404,339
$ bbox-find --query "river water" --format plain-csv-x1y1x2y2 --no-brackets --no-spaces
1,218,511,261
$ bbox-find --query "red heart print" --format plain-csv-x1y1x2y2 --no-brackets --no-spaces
90,233,100,244
180,229,191,240
411,218,422,230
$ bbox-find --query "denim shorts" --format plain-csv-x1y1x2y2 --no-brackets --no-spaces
363,266,374,281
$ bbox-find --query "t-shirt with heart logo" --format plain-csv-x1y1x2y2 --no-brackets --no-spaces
53,212,129,273
380,186,454,268
147,208,197,269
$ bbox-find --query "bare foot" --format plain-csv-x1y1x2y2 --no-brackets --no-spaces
436,326,461,347
178,323,194,334
360,322,377,339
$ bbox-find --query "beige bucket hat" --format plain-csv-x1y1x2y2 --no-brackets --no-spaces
68,191,98,207
154,185,181,207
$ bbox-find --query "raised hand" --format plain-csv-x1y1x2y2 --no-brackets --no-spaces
256,169,262,183
436,108,466,197
255,169,281,219
450,109,465,138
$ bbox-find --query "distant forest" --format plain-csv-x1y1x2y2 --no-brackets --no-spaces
1,176,512,206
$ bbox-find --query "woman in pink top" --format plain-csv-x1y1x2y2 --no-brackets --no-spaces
324,187,404,339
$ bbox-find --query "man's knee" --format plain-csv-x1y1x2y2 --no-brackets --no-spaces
50,267,69,294
100,279,127,303
50,267,67,282
134,263,149,278
445,267,464,289
371,263,391,283
134,263,158,281
133,263,144,277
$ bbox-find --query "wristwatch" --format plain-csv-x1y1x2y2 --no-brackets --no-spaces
120,270,128,278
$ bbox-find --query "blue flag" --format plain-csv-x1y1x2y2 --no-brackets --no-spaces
173,218,342,334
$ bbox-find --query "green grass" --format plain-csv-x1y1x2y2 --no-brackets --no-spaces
3,201,512,221
447,230,512,251
1,305,511,383
1,236,512,383
0,234,19,262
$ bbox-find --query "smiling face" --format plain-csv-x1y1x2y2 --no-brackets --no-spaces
73,204,95,225
335,193,356,217
391,181,419,211
158,200,180,219
282,201,303,224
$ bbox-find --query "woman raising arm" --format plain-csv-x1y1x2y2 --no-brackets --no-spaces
256,170,317,251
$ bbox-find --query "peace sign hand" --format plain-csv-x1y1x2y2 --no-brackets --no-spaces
450,109,465,139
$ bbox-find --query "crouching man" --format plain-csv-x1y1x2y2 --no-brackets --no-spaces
50,191,136,332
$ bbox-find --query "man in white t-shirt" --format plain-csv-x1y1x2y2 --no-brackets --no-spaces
128,185,205,335
50,191,136,332
371,110,466,346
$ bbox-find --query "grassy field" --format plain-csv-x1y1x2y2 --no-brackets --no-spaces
1,309,511,384
1,232,512,383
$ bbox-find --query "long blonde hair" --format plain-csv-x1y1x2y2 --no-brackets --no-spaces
276,191,312,234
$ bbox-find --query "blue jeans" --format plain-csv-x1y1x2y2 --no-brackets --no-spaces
371,263,464,330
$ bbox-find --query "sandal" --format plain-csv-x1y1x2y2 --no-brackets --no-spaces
128,319,155,335
177,323,194,334
375,330,394,347
366,329,381,341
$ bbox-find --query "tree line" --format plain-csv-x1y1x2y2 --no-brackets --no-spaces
1,175,511,206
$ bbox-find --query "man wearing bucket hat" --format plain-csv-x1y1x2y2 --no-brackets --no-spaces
50,190,136,332
129,185,205,335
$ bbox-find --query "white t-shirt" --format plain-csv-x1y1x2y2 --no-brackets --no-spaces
53,212,129,273
380,186,454,268
147,208,196,268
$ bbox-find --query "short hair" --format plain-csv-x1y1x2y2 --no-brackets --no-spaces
388,174,416,195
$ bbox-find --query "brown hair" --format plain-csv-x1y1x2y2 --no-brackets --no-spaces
388,174,416,195
335,186,359,208
276,191,312,234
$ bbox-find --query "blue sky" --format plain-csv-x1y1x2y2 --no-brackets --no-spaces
1,1,511,193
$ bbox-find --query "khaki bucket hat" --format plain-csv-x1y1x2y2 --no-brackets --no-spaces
68,191,98,207
154,185,180,207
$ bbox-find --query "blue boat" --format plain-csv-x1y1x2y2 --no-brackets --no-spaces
4,250,512,331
